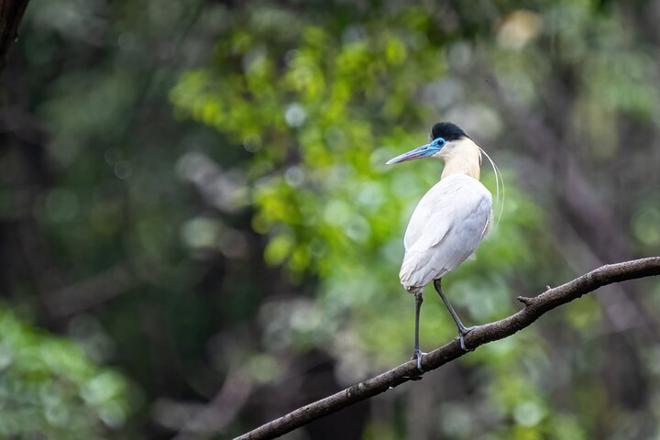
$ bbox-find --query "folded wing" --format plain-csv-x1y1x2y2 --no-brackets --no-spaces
400,174,492,290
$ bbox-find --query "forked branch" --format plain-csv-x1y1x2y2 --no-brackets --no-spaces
236,257,660,440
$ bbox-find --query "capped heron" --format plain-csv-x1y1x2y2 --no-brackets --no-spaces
386,122,497,372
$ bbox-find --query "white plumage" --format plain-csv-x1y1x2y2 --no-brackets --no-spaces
400,174,492,290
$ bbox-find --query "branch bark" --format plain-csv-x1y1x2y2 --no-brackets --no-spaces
0,0,29,70
236,257,660,440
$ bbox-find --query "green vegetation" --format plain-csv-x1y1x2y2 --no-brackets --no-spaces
0,305,132,438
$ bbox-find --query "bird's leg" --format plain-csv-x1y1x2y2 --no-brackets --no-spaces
433,279,474,351
411,291,425,374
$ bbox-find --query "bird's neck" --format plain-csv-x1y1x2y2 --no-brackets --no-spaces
440,138,482,180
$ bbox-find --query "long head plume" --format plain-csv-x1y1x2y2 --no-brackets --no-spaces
478,146,505,227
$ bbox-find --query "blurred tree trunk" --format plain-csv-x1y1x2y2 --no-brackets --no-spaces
0,0,29,70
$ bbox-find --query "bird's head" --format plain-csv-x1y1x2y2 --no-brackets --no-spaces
385,122,469,165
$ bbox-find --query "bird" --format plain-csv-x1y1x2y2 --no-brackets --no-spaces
386,122,494,373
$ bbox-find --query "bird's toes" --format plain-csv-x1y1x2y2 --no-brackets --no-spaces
460,325,477,336
458,327,477,352
459,335,470,352
409,350,426,376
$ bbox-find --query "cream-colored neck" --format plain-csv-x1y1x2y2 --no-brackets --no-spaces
440,137,482,180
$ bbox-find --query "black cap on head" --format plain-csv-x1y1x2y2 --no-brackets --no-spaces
431,122,467,141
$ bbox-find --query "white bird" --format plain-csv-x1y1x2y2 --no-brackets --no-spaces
386,122,494,372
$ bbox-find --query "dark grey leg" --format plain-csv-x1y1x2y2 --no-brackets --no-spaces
433,279,474,351
412,291,425,372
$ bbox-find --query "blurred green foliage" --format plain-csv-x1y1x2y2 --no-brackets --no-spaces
169,3,562,437
0,305,132,438
171,4,550,372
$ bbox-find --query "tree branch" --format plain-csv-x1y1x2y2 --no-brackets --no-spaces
0,0,29,70
235,257,660,440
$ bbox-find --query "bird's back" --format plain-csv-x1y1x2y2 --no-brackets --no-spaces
400,174,492,290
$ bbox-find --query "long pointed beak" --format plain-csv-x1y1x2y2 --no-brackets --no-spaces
386,143,433,165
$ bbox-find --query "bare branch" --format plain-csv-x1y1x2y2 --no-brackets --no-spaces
236,257,660,440
0,0,29,69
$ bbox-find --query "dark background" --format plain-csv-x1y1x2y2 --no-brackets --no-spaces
1,0,659,438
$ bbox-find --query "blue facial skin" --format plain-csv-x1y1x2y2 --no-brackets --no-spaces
386,137,446,165
425,137,446,155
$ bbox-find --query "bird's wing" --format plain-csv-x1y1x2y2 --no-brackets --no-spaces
400,175,492,289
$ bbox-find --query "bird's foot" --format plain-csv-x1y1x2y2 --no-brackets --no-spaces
458,326,477,352
406,349,426,380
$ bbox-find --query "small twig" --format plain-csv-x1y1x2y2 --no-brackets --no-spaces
235,257,660,440
516,295,536,306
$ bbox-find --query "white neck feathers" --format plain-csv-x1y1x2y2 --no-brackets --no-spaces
440,137,482,180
